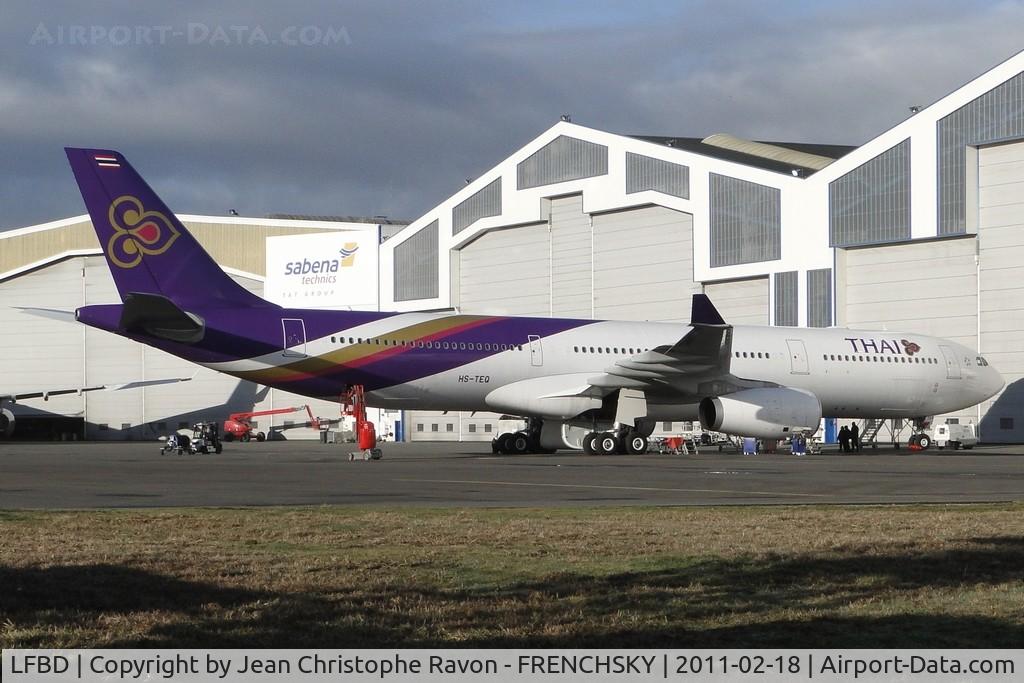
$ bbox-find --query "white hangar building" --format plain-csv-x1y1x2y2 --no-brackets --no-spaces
381,50,1024,443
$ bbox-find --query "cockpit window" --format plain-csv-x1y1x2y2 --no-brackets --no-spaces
977,356,989,367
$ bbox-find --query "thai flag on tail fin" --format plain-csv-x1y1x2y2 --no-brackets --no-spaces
93,154,121,168
65,147,270,309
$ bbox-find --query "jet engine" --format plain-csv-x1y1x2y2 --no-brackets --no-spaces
699,387,821,439
1,407,14,438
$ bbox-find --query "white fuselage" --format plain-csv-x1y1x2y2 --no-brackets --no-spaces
261,315,1001,421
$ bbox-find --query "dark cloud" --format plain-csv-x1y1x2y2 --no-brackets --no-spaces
1,0,1022,229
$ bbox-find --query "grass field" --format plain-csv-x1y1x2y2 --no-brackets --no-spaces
2,504,1023,647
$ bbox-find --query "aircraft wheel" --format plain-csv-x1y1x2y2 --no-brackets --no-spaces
596,432,620,455
917,434,931,450
496,432,515,454
582,432,597,455
511,432,531,455
626,434,649,455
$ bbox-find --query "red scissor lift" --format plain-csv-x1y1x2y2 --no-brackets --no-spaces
342,385,382,460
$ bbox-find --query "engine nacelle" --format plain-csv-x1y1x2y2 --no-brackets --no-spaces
1,407,14,438
699,387,821,439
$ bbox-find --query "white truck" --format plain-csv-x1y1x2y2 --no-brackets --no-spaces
934,423,978,450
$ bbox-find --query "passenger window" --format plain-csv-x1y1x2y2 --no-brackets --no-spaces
331,336,336,343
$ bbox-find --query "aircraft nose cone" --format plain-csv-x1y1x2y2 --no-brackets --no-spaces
985,368,1005,399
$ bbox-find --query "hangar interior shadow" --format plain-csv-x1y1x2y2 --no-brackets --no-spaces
980,378,1024,442
3,536,1023,648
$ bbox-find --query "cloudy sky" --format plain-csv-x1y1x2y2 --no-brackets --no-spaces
2,0,1022,230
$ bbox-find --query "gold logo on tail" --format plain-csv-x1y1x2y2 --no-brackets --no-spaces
106,195,180,269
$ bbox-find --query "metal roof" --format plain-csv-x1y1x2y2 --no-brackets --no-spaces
628,134,856,176
265,213,409,226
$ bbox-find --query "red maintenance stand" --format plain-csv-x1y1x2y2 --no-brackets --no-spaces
342,385,382,461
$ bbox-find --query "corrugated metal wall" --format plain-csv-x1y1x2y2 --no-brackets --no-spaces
593,205,698,322
977,139,1024,442
703,277,769,325
393,220,439,301
806,268,833,327
709,174,781,267
517,135,608,190
0,255,310,440
841,237,978,427
938,70,1024,235
549,195,592,318
0,218,341,279
829,139,911,247
452,178,502,234
843,239,977,345
774,271,798,326
457,224,550,316
625,152,689,199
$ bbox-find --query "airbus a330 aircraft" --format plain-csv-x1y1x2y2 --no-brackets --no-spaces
62,148,1003,454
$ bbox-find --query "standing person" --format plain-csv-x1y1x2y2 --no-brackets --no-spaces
838,425,850,453
850,422,861,453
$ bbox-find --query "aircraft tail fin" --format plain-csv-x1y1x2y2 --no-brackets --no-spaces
64,147,266,308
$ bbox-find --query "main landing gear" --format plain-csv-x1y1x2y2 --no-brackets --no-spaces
582,429,649,455
491,418,555,455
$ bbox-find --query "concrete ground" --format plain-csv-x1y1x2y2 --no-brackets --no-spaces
2,440,1023,509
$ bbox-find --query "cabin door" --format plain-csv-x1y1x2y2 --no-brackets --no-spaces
785,339,810,375
940,345,961,379
528,335,543,367
282,318,307,357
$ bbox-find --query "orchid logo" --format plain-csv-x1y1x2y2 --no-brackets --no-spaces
106,195,180,269
901,339,921,356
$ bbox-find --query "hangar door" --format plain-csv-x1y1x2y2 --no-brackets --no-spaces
593,205,698,322
842,238,977,346
977,139,1024,442
841,237,978,428
703,277,768,325
458,223,550,316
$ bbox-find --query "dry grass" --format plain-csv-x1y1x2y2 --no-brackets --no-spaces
2,504,1023,647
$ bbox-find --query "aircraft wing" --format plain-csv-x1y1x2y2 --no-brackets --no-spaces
1,376,192,403
586,295,758,398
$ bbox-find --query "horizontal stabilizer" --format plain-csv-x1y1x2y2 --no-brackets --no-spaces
1,376,191,403
119,292,205,343
15,307,78,323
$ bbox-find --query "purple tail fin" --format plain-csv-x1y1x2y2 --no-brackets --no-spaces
65,147,266,308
